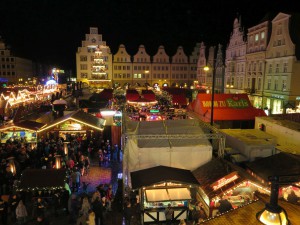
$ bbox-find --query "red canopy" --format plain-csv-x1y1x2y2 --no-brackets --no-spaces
190,93,266,122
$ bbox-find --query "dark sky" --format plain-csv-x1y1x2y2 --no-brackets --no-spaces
0,0,298,73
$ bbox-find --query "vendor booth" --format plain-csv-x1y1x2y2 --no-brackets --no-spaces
192,158,269,218
0,120,46,145
130,165,200,224
123,119,213,188
245,152,300,205
36,110,106,141
188,94,266,128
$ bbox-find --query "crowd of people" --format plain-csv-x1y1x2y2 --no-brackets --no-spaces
0,133,122,225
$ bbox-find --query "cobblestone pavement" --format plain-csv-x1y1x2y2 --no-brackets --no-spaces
29,156,125,225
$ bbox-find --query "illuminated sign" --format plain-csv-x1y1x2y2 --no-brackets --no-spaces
211,172,239,191
150,109,159,113
202,98,249,108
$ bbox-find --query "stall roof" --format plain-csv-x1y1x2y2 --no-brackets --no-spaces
0,120,46,131
245,152,300,181
130,165,200,190
17,169,67,191
37,110,106,132
189,94,266,122
130,119,211,148
192,158,260,198
201,194,300,225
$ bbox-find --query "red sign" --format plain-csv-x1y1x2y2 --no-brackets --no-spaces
211,172,239,191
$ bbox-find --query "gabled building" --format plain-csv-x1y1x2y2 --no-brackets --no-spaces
225,16,247,94
264,12,300,114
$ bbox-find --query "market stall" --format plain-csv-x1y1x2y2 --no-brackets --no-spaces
192,158,269,217
0,120,46,146
36,109,106,141
130,165,200,224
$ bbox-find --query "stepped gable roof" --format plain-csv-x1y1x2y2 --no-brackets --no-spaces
245,152,300,181
130,165,199,190
17,169,67,191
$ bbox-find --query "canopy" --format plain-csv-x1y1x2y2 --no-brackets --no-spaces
17,169,67,191
131,165,200,190
189,93,266,122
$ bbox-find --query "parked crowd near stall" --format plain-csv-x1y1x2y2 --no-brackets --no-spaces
0,133,123,225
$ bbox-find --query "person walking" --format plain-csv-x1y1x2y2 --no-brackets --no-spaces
123,201,133,225
15,200,28,225
91,196,104,225
164,203,174,225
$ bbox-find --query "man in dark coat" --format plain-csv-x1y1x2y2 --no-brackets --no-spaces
91,196,104,225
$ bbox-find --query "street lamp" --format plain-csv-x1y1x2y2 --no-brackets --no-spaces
204,64,216,126
145,70,149,89
256,176,292,225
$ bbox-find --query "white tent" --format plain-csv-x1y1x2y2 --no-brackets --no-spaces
123,119,213,188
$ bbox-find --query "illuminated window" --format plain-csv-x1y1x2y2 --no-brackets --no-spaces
261,32,265,39
267,79,271,89
255,34,259,41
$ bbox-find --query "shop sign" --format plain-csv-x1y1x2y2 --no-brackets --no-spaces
211,172,239,191
202,98,249,108
271,94,285,99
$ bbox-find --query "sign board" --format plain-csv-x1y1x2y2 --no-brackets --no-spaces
210,171,239,191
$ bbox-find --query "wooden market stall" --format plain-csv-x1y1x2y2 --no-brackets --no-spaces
192,158,269,218
36,109,106,141
0,120,46,146
130,165,200,225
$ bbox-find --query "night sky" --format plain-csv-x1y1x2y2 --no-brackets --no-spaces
0,0,298,73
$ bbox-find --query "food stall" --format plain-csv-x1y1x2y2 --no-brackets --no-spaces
130,165,200,224
192,158,269,217
0,120,46,146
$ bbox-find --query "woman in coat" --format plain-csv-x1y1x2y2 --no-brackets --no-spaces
16,200,28,225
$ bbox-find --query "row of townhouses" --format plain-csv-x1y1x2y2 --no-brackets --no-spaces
76,12,300,115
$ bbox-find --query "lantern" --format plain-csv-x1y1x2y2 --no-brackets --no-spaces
55,155,62,169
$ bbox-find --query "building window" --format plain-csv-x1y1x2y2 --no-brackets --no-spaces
255,34,259,42
283,63,288,73
275,64,279,73
267,79,271,90
80,64,87,70
258,78,261,90
282,80,287,91
261,31,265,39
80,56,87,61
268,64,272,73
274,80,278,90
80,73,88,78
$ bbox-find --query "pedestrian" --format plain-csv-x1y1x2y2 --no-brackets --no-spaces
164,203,174,225
69,194,80,224
76,196,91,225
123,201,133,225
71,167,81,192
86,209,95,225
179,219,186,225
15,200,28,225
91,196,104,225
0,196,8,225
35,215,50,225
8,194,19,223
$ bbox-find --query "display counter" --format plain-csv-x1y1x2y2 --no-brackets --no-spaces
143,200,188,224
